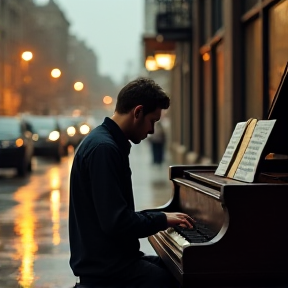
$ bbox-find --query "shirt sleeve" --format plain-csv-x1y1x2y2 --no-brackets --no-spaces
87,143,167,238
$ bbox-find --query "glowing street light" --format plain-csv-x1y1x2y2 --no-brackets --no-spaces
202,52,210,61
21,51,33,62
74,82,84,91
154,53,176,70
103,95,113,105
145,56,158,72
51,68,61,78
145,52,176,72
20,51,33,112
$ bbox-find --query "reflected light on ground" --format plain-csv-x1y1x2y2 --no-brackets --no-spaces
50,190,61,245
49,167,60,190
13,189,38,288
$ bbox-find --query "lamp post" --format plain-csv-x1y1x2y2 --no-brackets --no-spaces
103,95,113,111
73,81,85,114
50,68,61,114
74,81,84,92
20,51,33,113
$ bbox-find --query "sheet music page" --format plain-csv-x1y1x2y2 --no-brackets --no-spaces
215,121,249,176
227,118,257,178
233,119,276,182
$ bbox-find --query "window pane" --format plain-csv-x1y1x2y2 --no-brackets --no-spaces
269,1,288,106
245,18,263,119
202,0,209,44
216,42,225,160
212,0,222,34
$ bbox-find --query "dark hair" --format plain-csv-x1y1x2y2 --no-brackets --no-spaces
115,77,170,116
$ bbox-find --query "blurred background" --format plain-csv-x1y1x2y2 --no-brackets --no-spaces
1,0,287,165
1,0,288,287
0,0,146,119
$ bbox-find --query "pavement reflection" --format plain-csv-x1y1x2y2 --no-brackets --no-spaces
50,190,61,246
0,154,75,288
14,186,38,287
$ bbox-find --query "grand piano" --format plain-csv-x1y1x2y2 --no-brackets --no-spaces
148,67,288,287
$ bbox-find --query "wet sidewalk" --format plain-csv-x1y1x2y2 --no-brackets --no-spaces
130,139,173,256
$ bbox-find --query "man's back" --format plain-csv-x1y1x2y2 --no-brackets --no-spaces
69,120,142,283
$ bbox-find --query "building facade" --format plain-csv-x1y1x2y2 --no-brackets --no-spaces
0,0,33,115
0,0,107,116
144,0,288,164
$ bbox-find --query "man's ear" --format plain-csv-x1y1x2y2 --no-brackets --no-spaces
134,105,143,119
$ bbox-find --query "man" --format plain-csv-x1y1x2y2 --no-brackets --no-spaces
69,77,194,288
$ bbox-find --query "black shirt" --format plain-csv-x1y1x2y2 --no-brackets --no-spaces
69,117,167,283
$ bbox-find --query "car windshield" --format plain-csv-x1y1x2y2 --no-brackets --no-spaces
26,117,57,131
0,119,21,139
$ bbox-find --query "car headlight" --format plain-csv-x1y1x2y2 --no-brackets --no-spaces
79,124,90,135
49,131,60,141
32,134,39,141
67,126,76,136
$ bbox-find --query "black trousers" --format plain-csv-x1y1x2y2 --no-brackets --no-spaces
74,255,180,288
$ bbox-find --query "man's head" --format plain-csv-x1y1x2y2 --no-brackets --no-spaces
112,77,170,144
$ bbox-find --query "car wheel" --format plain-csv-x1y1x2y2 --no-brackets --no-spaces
27,159,32,172
63,145,69,156
55,153,61,162
17,161,27,177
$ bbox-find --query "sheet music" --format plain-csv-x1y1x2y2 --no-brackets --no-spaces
233,119,276,182
215,121,248,176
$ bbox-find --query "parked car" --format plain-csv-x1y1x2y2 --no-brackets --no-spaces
57,115,91,150
0,116,34,176
24,115,65,162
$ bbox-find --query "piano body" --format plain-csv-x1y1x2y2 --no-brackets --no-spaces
148,66,288,287
149,165,288,286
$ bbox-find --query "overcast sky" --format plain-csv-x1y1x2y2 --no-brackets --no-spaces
35,0,145,85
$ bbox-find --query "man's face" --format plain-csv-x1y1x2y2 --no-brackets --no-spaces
130,107,162,144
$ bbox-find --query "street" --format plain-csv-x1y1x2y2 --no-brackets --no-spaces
0,141,172,288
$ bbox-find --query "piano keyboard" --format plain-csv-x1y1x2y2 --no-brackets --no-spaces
165,222,216,247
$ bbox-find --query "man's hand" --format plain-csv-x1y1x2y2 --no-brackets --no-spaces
164,212,196,229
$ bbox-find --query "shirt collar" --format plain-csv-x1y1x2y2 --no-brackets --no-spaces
102,117,131,155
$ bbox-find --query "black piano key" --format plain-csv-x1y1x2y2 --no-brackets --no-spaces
174,223,216,242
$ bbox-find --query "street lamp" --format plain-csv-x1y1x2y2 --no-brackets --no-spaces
51,68,61,79
154,52,176,70
145,56,158,72
103,95,113,112
73,82,85,113
74,81,84,91
50,68,62,114
103,95,113,105
145,52,176,72
20,51,33,112
21,51,33,62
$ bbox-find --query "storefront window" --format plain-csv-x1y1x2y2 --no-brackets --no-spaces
212,0,222,34
245,18,263,119
269,0,288,106
216,42,225,159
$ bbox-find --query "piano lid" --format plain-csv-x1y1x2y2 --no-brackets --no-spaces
265,62,288,156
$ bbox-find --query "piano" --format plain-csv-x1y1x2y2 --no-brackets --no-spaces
148,66,288,287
